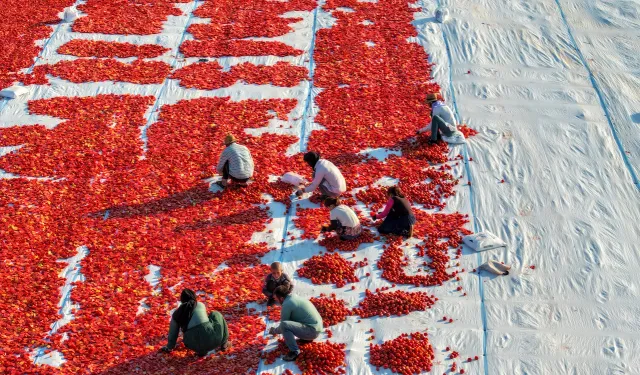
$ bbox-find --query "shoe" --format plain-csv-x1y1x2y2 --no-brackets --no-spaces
441,132,466,144
283,351,299,361
216,180,228,188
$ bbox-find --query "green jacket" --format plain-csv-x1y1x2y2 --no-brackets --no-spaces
167,302,228,356
281,295,323,333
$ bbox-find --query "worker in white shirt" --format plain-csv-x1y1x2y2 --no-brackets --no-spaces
296,152,346,199
321,197,362,240
417,92,466,144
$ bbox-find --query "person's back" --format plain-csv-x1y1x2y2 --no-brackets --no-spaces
432,101,457,126
281,294,323,333
222,142,254,179
330,204,360,228
315,159,346,194
389,196,412,218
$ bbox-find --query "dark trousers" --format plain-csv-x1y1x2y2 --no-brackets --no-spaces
222,161,249,182
431,115,457,141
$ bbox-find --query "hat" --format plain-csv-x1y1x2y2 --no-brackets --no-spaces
426,92,442,103
224,134,236,145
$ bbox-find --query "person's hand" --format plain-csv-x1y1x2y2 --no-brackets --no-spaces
159,346,172,353
269,327,277,335
295,189,304,197
370,212,377,219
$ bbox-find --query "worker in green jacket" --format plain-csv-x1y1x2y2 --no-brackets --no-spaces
160,289,230,357
268,285,323,361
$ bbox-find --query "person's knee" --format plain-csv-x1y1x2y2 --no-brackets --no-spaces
280,321,294,332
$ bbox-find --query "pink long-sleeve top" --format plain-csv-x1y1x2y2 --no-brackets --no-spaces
375,198,394,220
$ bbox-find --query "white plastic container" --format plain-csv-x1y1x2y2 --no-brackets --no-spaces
63,8,79,22
462,231,507,252
0,85,29,99
281,172,305,186
435,7,450,23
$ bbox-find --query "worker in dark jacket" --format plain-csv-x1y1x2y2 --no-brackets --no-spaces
371,186,416,237
160,289,230,357
262,261,293,306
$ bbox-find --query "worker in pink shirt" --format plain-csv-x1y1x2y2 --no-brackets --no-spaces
371,186,416,238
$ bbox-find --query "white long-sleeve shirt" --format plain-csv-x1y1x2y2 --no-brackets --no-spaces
304,159,346,195
418,101,458,133
330,205,360,228
216,143,254,179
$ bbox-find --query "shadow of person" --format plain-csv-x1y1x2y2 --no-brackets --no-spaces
90,184,216,219
174,206,266,232
631,113,640,124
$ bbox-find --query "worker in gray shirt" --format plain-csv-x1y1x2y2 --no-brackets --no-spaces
268,285,323,361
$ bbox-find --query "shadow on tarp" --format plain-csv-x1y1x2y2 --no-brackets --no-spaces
89,184,216,219
90,348,231,375
174,206,266,232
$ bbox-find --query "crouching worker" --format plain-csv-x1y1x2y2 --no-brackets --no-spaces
296,151,346,199
417,92,466,144
216,134,254,188
262,261,293,306
268,286,323,362
160,289,230,356
322,197,362,240
371,186,416,238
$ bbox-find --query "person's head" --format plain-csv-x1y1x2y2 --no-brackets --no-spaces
180,288,197,304
224,133,236,146
273,284,291,305
303,151,320,168
426,92,442,104
270,261,283,279
387,186,404,198
323,197,340,209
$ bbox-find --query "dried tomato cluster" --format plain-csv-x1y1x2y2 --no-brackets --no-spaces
35,59,172,84
369,332,434,375
0,0,74,89
262,339,346,374
265,305,282,322
297,253,360,287
293,206,330,240
0,0,482,373
57,40,169,58
354,289,436,318
173,62,308,90
319,228,376,252
310,294,352,327
73,0,188,35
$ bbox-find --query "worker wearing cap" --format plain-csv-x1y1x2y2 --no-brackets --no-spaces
216,134,254,188
418,92,466,144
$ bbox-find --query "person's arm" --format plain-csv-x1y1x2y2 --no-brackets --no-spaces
262,275,272,297
304,166,325,193
417,124,432,134
327,219,339,231
374,198,394,220
166,318,179,350
417,106,435,133
216,148,230,174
